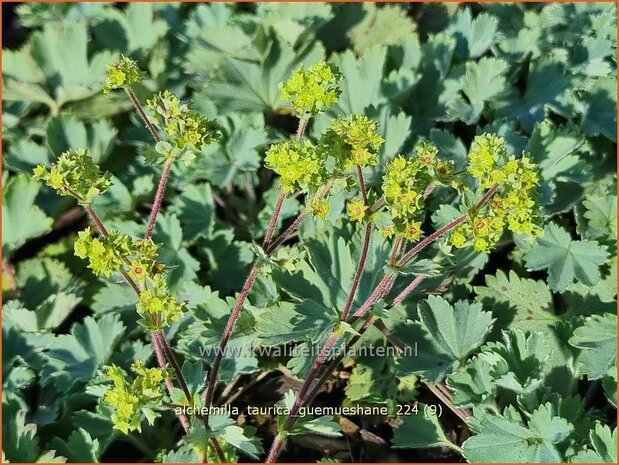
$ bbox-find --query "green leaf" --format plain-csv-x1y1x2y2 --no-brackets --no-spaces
575,77,617,142
392,405,456,449
463,404,573,462
474,270,556,332
581,193,617,242
330,46,387,115
40,314,125,391
418,296,495,362
288,413,342,438
254,301,333,347
572,423,617,463
524,223,608,292
50,428,100,463
29,23,113,108
201,35,324,113
348,4,416,54
171,182,215,242
200,113,267,187
92,3,168,56
569,313,617,380
2,393,67,463
496,60,571,132
47,114,117,164
2,174,53,258
448,8,499,59
152,213,200,291
448,57,508,124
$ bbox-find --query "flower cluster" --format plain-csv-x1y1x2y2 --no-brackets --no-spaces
102,55,142,94
381,143,452,240
265,140,328,194
74,228,133,277
280,61,342,117
450,134,541,252
323,115,384,171
146,91,220,164
33,149,112,204
103,361,166,434
136,274,187,330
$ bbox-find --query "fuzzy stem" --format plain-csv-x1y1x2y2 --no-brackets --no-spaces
84,204,109,235
125,88,161,143
202,264,260,428
296,117,308,139
341,222,371,321
151,332,191,432
397,183,499,267
263,191,287,248
356,165,367,203
391,275,426,307
145,158,173,240
265,436,285,463
266,180,334,255
158,331,193,404
340,166,372,321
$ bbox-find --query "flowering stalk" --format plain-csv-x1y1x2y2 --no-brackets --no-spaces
201,117,317,429
144,158,173,240
267,182,503,462
82,202,191,431
125,88,161,143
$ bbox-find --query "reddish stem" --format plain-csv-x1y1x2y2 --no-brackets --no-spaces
341,222,372,321
202,263,260,428
356,165,367,203
145,158,173,240
391,275,426,307
84,205,109,235
263,191,287,248
125,88,161,143
152,331,191,432
397,183,499,267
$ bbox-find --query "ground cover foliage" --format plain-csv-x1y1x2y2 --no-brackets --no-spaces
2,2,617,463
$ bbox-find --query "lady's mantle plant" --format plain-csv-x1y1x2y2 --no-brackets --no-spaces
32,55,543,463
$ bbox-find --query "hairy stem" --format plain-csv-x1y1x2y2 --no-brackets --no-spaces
263,191,287,248
266,180,334,254
340,167,372,321
341,222,372,321
397,183,499,267
125,88,161,143
151,332,191,432
158,331,193,404
84,204,109,235
267,278,396,462
145,158,173,240
391,275,426,307
202,264,260,428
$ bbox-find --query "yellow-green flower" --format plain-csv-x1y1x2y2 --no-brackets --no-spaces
265,139,328,193
147,91,220,164
311,198,331,221
74,228,133,277
322,115,384,171
280,61,342,117
33,148,112,204
347,198,367,222
103,55,142,94
136,275,187,330
103,361,167,434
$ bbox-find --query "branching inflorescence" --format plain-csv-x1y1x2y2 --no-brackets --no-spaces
32,54,542,463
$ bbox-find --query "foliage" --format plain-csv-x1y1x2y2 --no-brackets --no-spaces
2,2,616,464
